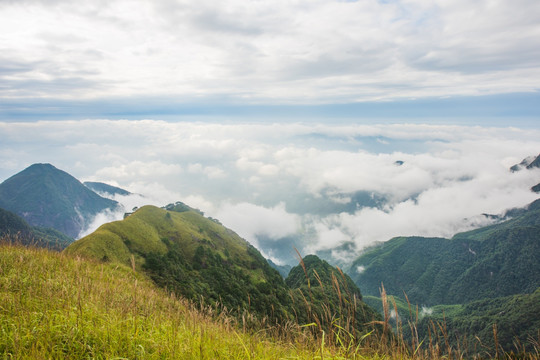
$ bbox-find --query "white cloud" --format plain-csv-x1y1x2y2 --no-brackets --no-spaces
1,120,540,264
78,207,124,239
0,0,539,102
213,202,300,247
188,163,226,179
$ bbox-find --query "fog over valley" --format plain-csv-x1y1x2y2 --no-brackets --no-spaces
2,120,539,265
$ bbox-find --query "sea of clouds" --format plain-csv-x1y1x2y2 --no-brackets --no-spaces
1,119,539,265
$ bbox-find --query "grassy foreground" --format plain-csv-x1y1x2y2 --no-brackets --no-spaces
3,242,538,359
2,241,413,359
1,243,342,359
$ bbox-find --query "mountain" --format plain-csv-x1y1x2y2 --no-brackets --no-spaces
267,258,292,277
84,181,132,196
285,254,381,336
349,199,540,355
65,202,380,335
508,153,540,192
0,164,120,238
349,198,540,306
0,207,73,249
65,203,293,322
526,153,540,169
509,153,540,172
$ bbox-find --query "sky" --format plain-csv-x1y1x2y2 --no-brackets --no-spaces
1,0,539,265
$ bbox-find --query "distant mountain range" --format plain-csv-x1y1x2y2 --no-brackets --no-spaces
0,164,121,238
350,198,540,305
349,197,540,352
509,153,540,172
84,181,132,197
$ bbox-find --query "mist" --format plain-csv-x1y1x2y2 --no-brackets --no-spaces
1,120,539,265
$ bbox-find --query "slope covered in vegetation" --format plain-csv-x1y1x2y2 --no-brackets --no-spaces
0,243,341,359
415,288,540,354
0,207,73,249
350,199,540,305
66,203,383,340
66,204,293,323
286,254,381,339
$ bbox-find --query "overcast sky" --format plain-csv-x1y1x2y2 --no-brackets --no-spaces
1,0,540,117
1,0,539,265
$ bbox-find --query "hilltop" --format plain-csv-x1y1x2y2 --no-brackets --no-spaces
66,202,380,337
66,203,294,322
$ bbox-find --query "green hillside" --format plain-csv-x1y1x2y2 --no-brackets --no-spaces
349,199,540,305
66,204,292,322
416,288,540,354
67,203,382,340
286,255,381,341
0,207,32,236
0,163,119,238
0,207,73,249
364,290,540,355
0,243,342,359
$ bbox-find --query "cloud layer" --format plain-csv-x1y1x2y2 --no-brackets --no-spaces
1,120,539,264
1,0,539,103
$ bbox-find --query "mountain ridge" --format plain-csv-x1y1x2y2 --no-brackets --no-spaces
66,203,380,335
349,198,540,305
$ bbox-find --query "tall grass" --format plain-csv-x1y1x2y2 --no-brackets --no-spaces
1,236,538,359
286,251,540,360
373,284,540,360
0,240,331,359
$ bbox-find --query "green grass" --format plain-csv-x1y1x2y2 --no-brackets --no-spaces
1,243,340,359
2,242,539,359
65,205,297,323
66,205,253,269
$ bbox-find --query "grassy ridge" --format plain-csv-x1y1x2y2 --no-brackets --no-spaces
66,205,252,269
0,243,335,359
66,205,293,322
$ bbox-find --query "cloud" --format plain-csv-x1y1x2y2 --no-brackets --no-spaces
1,119,540,264
214,202,300,245
78,207,125,239
0,0,539,103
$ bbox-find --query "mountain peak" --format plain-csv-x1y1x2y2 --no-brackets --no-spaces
526,153,540,169
0,163,119,238
510,154,540,172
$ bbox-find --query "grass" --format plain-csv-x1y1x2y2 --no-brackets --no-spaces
0,241,331,359
2,238,539,359
65,205,255,271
